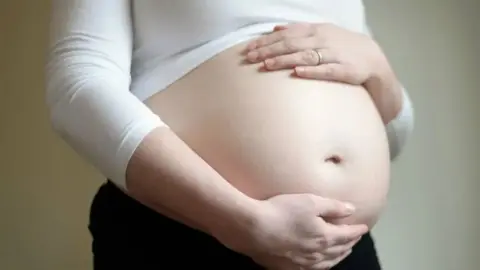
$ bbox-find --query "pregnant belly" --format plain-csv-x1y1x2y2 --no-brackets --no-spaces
145,41,390,228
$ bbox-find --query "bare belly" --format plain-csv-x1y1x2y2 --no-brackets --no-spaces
145,42,390,228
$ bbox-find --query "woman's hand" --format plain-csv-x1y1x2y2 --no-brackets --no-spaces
219,193,368,270
245,23,387,84
244,23,403,124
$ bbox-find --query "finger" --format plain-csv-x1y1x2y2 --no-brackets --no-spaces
288,253,318,268
328,249,353,268
309,195,356,218
286,251,329,270
295,64,361,85
310,249,353,270
323,236,360,257
293,236,359,267
247,37,319,62
246,26,313,51
263,49,335,70
324,223,368,246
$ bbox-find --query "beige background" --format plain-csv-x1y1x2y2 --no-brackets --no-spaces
1,0,478,269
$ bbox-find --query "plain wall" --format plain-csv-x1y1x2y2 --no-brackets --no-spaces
364,1,480,269
0,0,478,269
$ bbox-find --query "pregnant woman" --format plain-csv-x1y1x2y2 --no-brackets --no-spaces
45,1,414,269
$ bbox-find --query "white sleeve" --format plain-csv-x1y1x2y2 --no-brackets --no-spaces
385,87,415,160
362,21,415,161
45,0,166,189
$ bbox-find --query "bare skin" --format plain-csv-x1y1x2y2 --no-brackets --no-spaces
145,41,390,228
127,40,389,269
125,23,405,270
46,1,404,268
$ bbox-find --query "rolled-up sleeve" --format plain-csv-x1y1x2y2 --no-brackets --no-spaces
45,0,165,189
385,87,415,160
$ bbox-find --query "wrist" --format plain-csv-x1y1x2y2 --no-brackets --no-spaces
208,196,265,252
126,126,263,246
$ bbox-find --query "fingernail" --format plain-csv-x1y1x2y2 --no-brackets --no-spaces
344,203,355,212
295,67,305,74
264,59,275,68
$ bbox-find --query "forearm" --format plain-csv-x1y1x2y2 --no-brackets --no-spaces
48,84,259,239
46,0,259,238
365,56,404,125
366,72,414,160
125,126,260,235
377,83,402,125
360,35,414,160
361,21,405,125
47,83,258,240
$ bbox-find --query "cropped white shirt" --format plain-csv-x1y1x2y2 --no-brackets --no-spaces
45,0,414,188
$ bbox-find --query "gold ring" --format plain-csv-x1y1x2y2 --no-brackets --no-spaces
315,49,323,65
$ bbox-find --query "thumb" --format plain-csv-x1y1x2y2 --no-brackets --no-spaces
312,196,356,218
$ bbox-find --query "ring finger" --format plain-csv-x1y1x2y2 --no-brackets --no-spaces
323,236,360,258
246,25,314,50
263,48,336,70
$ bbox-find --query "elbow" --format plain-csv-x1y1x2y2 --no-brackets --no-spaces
45,98,67,140
44,51,74,135
44,67,80,137
44,66,103,141
44,72,66,137
42,43,160,188
44,38,132,134
44,59,126,137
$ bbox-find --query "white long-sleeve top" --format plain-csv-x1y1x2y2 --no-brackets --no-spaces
45,0,414,189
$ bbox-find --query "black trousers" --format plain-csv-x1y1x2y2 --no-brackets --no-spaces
89,181,382,269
